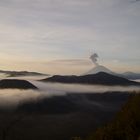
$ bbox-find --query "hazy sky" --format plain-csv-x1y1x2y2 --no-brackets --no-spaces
0,0,140,74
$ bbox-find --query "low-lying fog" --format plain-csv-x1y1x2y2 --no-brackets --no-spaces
0,74,140,109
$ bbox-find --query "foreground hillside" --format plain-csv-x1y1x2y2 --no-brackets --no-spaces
87,92,140,140
0,91,131,140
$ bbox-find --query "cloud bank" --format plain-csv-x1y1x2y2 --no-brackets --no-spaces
0,80,140,109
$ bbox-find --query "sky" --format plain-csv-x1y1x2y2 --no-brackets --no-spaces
0,0,140,75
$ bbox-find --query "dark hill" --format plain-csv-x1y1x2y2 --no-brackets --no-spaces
41,72,140,86
0,91,133,140
0,79,38,89
87,93,140,140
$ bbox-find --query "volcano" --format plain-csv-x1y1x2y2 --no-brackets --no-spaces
83,65,115,75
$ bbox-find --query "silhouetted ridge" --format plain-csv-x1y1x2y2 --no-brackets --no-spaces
0,79,38,89
41,72,140,86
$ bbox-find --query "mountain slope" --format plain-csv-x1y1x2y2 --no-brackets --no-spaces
41,72,140,86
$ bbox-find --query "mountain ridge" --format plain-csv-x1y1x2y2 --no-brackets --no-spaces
41,72,140,86
0,70,48,77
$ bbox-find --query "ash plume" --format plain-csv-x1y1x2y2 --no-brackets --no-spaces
90,52,99,66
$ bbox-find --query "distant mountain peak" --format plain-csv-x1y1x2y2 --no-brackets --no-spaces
121,72,140,80
83,65,115,75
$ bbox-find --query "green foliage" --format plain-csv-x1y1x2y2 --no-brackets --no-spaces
87,93,140,140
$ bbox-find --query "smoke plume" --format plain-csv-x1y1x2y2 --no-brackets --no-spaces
90,52,99,66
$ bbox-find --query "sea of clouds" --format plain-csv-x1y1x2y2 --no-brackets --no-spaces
0,75,140,109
